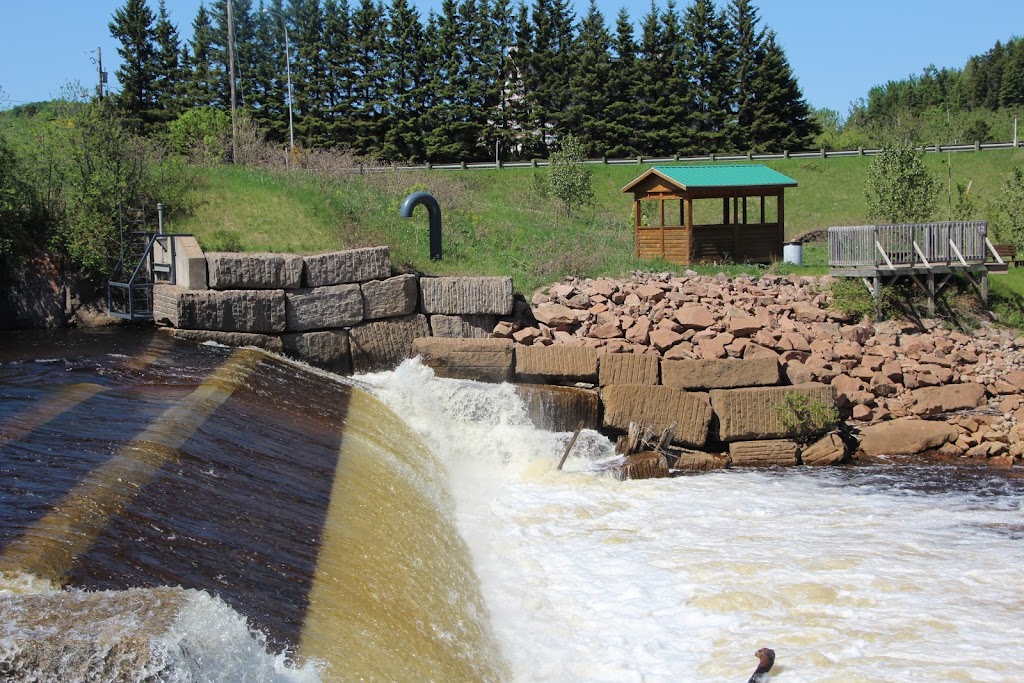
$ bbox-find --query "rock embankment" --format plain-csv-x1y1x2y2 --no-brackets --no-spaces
500,271,1024,466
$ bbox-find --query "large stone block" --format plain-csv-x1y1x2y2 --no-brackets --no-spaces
515,345,599,384
153,283,185,327
420,276,514,315
304,247,392,287
857,417,958,456
514,384,600,432
169,288,287,333
164,328,283,352
729,439,800,467
282,330,351,374
349,314,430,373
601,385,712,448
673,449,729,472
801,432,848,466
362,274,419,320
412,337,513,383
285,284,363,332
908,382,987,416
598,353,659,386
662,358,781,390
430,314,497,339
206,252,303,290
710,383,835,442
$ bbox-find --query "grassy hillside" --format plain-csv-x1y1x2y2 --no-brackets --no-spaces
168,148,1024,295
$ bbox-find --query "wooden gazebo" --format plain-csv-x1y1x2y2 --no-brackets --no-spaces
622,165,798,265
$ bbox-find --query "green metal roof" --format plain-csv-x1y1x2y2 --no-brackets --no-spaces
622,164,798,192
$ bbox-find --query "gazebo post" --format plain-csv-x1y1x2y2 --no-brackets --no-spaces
633,199,641,257
685,196,694,264
777,190,785,252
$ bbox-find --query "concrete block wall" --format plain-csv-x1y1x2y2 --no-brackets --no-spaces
153,246,515,374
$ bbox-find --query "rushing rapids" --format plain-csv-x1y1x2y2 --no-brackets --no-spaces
2,329,1023,681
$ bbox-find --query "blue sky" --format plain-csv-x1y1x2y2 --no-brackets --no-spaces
0,0,1020,117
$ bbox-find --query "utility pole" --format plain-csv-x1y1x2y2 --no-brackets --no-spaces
96,47,106,101
227,0,238,163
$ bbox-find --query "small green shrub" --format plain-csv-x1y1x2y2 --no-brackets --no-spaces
829,277,875,319
775,392,840,445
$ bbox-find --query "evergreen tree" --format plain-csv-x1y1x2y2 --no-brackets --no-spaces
566,0,612,157
424,0,477,160
182,4,220,109
523,0,575,155
747,31,817,152
153,0,183,123
604,8,640,158
682,0,731,152
291,0,330,147
999,39,1024,107
349,0,388,156
248,2,286,144
726,0,764,152
322,0,356,148
381,0,428,161
660,0,691,155
109,0,160,132
481,0,516,162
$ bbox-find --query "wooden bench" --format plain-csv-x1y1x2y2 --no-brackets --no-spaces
989,243,1018,271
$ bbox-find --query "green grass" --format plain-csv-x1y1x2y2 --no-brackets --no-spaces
165,148,1024,296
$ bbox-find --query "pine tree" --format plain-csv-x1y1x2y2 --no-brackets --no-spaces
424,0,476,161
182,4,220,109
291,0,330,147
682,0,731,153
604,8,640,158
524,0,575,155
381,0,428,161
999,39,1024,107
322,0,356,148
349,0,388,156
153,0,183,124
748,31,818,152
660,0,691,155
726,0,764,152
248,2,286,144
566,0,612,157
481,0,516,162
109,0,160,133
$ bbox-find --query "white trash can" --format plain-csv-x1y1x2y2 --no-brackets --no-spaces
783,241,803,266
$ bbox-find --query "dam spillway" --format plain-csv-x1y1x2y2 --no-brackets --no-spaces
2,329,1024,681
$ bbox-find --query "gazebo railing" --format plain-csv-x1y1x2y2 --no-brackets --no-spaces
828,221,991,269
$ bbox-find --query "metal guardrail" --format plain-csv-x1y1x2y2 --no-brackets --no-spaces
383,140,1022,173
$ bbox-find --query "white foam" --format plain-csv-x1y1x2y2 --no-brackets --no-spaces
364,360,1024,682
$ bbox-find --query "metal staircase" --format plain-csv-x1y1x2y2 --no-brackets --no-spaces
107,202,179,321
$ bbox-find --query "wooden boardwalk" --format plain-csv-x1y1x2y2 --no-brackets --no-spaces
827,221,1002,317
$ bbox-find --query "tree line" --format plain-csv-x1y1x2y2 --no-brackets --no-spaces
817,36,1024,150
108,0,818,163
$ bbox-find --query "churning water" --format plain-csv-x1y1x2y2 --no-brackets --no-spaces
2,330,1023,681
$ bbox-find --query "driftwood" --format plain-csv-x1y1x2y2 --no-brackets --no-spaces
606,421,677,480
556,421,586,471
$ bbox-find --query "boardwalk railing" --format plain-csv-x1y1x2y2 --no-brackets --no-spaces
828,221,992,269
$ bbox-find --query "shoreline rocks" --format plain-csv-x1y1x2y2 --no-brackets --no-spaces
510,271,1024,468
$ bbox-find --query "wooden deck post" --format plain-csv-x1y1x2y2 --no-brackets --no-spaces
633,200,641,257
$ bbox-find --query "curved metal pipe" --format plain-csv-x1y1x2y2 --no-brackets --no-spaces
399,191,442,261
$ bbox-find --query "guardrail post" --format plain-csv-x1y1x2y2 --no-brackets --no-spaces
858,147,864,156
820,147,826,159
975,141,981,152
783,150,789,159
